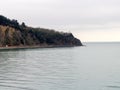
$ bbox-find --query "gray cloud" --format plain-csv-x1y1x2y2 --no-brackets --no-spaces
0,0,120,41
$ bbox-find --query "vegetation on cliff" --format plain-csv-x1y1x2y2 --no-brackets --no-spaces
0,15,82,47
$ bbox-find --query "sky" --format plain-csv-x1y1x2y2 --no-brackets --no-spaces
0,0,120,42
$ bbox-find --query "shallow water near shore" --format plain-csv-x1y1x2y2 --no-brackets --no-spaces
0,42,120,90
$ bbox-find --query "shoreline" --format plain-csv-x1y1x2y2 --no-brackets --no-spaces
0,45,82,50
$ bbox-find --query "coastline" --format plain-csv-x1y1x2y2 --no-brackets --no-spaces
0,45,82,50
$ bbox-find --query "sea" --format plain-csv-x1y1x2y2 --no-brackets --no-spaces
0,42,120,90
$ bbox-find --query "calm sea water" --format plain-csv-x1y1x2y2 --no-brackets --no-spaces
0,42,120,90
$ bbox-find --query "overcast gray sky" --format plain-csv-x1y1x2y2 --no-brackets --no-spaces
0,0,120,42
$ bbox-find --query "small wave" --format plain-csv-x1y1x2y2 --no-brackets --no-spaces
0,84,36,90
0,78,32,83
106,85,120,88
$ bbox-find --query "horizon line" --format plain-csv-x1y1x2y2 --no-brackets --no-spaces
82,41,120,43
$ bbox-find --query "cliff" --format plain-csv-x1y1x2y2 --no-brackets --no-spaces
0,15,82,47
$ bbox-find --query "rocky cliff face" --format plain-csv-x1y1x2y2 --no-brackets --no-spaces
0,15,82,47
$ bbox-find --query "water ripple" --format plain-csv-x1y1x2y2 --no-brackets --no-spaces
0,84,36,90
106,85,120,89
